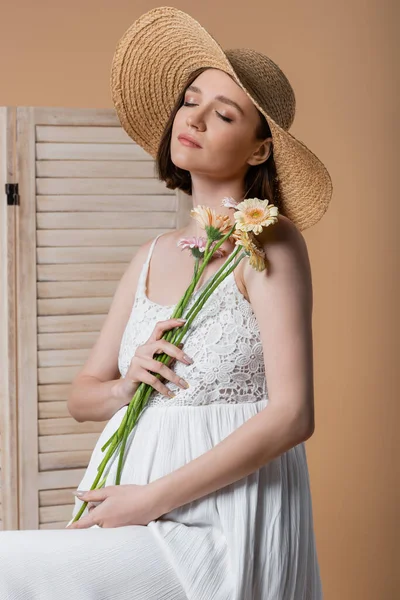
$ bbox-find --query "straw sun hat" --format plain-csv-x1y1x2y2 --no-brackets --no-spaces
110,6,333,231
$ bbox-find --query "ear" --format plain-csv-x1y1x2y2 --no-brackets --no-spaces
247,137,273,167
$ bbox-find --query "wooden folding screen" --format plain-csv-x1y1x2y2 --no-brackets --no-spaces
0,106,190,529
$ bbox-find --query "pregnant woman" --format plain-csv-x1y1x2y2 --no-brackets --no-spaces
0,6,333,599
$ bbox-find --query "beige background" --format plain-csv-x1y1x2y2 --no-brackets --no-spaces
1,1,398,598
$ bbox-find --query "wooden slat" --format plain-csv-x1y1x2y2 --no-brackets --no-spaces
36,160,156,178
36,211,176,230
40,521,70,529
38,418,105,436
38,348,89,368
38,332,98,350
39,450,92,471
38,468,86,489
33,108,120,128
38,401,70,419
38,383,72,402
36,177,173,195
37,281,116,299
37,246,135,264
36,195,177,212
37,314,105,333
37,228,168,247
40,503,75,523
36,142,150,161
38,366,82,385
37,297,112,317
39,433,101,453
37,263,127,281
0,106,20,529
39,487,79,505
35,125,133,144
16,106,40,529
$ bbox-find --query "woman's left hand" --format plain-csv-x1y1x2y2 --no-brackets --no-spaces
66,484,163,529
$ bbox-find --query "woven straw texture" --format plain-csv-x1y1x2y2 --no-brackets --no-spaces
110,6,333,231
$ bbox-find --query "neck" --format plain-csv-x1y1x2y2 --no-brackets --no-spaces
180,174,248,239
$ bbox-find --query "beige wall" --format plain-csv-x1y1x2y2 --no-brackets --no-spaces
1,1,398,598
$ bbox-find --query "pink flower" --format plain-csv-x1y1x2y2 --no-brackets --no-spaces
221,196,240,209
177,236,207,252
177,236,225,258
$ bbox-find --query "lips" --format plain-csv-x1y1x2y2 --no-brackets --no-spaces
178,134,202,148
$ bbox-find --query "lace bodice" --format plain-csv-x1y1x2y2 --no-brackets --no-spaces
118,234,269,406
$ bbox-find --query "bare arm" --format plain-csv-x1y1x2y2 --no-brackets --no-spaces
67,239,153,423
147,216,316,514
67,377,128,423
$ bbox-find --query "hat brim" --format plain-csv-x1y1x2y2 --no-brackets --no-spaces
110,6,333,231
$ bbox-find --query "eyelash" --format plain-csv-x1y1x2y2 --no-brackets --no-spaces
182,101,233,123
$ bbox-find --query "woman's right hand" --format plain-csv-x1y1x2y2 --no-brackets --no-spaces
113,318,193,403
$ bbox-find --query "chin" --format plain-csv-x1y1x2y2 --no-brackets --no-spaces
170,152,198,173
171,155,190,170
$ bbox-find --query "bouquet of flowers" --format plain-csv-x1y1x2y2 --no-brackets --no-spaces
70,197,279,523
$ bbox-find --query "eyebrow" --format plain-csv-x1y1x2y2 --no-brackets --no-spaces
186,85,245,116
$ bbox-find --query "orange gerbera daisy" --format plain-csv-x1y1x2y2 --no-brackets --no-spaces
190,206,233,241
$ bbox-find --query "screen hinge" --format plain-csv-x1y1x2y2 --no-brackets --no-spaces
5,183,20,206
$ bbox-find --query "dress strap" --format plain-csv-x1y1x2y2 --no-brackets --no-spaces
136,233,164,298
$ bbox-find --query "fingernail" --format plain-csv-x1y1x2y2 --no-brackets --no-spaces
73,490,85,497
183,354,193,364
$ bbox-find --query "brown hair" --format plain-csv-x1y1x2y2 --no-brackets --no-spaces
155,67,282,210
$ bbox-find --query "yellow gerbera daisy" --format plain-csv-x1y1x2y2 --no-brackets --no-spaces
234,198,279,235
233,230,267,272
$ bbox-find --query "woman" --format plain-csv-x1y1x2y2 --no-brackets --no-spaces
0,7,332,600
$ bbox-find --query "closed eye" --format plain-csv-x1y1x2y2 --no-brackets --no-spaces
182,101,233,123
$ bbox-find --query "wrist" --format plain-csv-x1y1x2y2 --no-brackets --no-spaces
147,475,177,517
110,379,130,414
111,377,137,405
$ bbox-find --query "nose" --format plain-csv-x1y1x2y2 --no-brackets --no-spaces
186,111,206,131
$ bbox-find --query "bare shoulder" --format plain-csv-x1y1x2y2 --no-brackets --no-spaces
158,228,184,248
151,228,192,261
258,214,307,252
242,214,313,305
251,214,309,269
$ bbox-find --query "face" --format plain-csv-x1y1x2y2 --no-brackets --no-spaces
170,68,272,181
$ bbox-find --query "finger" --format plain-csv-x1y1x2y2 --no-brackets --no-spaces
73,488,108,502
158,340,193,366
142,356,189,390
131,363,174,398
136,356,184,394
149,339,188,365
149,319,186,342
66,513,95,529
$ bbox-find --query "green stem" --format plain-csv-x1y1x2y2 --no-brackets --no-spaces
70,428,121,522
169,249,246,347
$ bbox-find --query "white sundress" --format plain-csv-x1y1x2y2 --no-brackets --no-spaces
0,233,323,600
